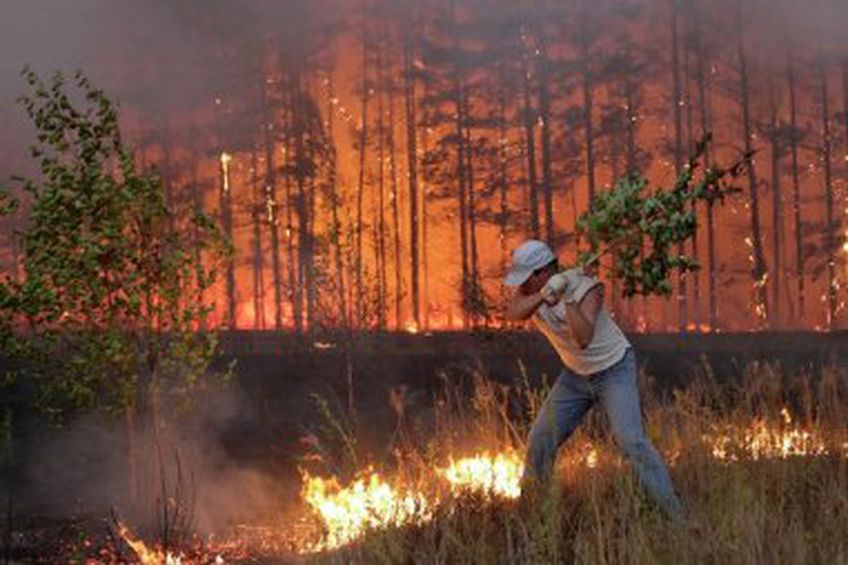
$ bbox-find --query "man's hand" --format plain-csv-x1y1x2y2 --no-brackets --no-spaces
541,273,569,304
541,267,584,304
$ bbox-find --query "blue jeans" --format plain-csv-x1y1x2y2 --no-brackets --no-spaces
523,348,685,520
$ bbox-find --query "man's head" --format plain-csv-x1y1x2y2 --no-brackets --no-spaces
503,240,559,294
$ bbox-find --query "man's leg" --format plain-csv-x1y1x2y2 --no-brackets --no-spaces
523,368,593,485
594,349,686,521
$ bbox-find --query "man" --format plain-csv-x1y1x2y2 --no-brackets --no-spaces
504,239,684,520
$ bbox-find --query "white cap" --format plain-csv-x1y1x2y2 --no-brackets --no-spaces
503,240,556,286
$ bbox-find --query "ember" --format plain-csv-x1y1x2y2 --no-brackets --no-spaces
118,523,191,565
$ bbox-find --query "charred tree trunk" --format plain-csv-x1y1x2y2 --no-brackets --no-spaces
375,41,388,329
624,59,639,328
261,85,284,329
283,86,301,331
420,85,430,328
326,72,348,328
497,61,511,275
693,17,719,331
537,37,556,249
735,2,769,326
624,63,638,175
455,76,471,328
190,152,206,329
387,42,403,329
787,51,805,324
403,34,421,329
463,81,482,326
844,57,848,185
160,126,177,235
521,53,540,239
250,146,266,329
768,82,783,327
292,71,314,333
670,0,686,332
818,59,837,330
579,7,597,209
684,28,700,330
843,57,848,321
355,14,370,328
219,150,236,329
450,2,470,328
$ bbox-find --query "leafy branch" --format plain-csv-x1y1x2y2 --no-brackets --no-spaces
575,134,750,298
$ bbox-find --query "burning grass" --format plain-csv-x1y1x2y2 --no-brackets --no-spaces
41,358,848,562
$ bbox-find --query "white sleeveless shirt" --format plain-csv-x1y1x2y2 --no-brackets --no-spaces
532,272,631,376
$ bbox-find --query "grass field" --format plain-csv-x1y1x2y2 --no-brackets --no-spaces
27,357,847,563
297,358,848,564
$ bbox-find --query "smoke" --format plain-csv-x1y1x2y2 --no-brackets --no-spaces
1,0,845,165
5,380,290,535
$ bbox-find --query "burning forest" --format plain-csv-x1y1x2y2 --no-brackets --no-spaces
1,0,847,563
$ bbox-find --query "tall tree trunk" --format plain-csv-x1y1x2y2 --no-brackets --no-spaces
160,125,177,235
579,5,597,208
450,1,470,328
261,85,284,329
768,82,783,327
670,0,686,332
463,81,481,326
497,61,511,276
292,71,313,333
386,39,403,329
787,52,805,324
326,72,348,328
355,10,370,328
693,16,719,331
190,155,206,329
283,86,301,331
250,146,266,329
403,34,421,329
537,36,556,248
844,57,848,184
818,59,837,329
521,53,540,239
455,75,471,328
608,107,622,320
624,58,639,328
624,62,638,175
375,41,388,329
735,1,769,326
219,150,236,329
683,27,700,330
842,57,848,325
420,85,430,328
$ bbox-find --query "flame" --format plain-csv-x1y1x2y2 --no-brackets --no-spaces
298,411,847,552
300,470,431,551
706,407,830,462
220,152,232,194
300,452,523,551
113,412,848,558
117,523,190,565
439,451,523,499
584,447,599,469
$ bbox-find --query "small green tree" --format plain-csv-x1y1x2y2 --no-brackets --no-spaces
0,68,230,501
575,135,748,298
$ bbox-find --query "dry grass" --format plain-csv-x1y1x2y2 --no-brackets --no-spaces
305,358,848,564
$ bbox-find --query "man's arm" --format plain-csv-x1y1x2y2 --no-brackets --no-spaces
505,290,546,321
564,283,604,349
